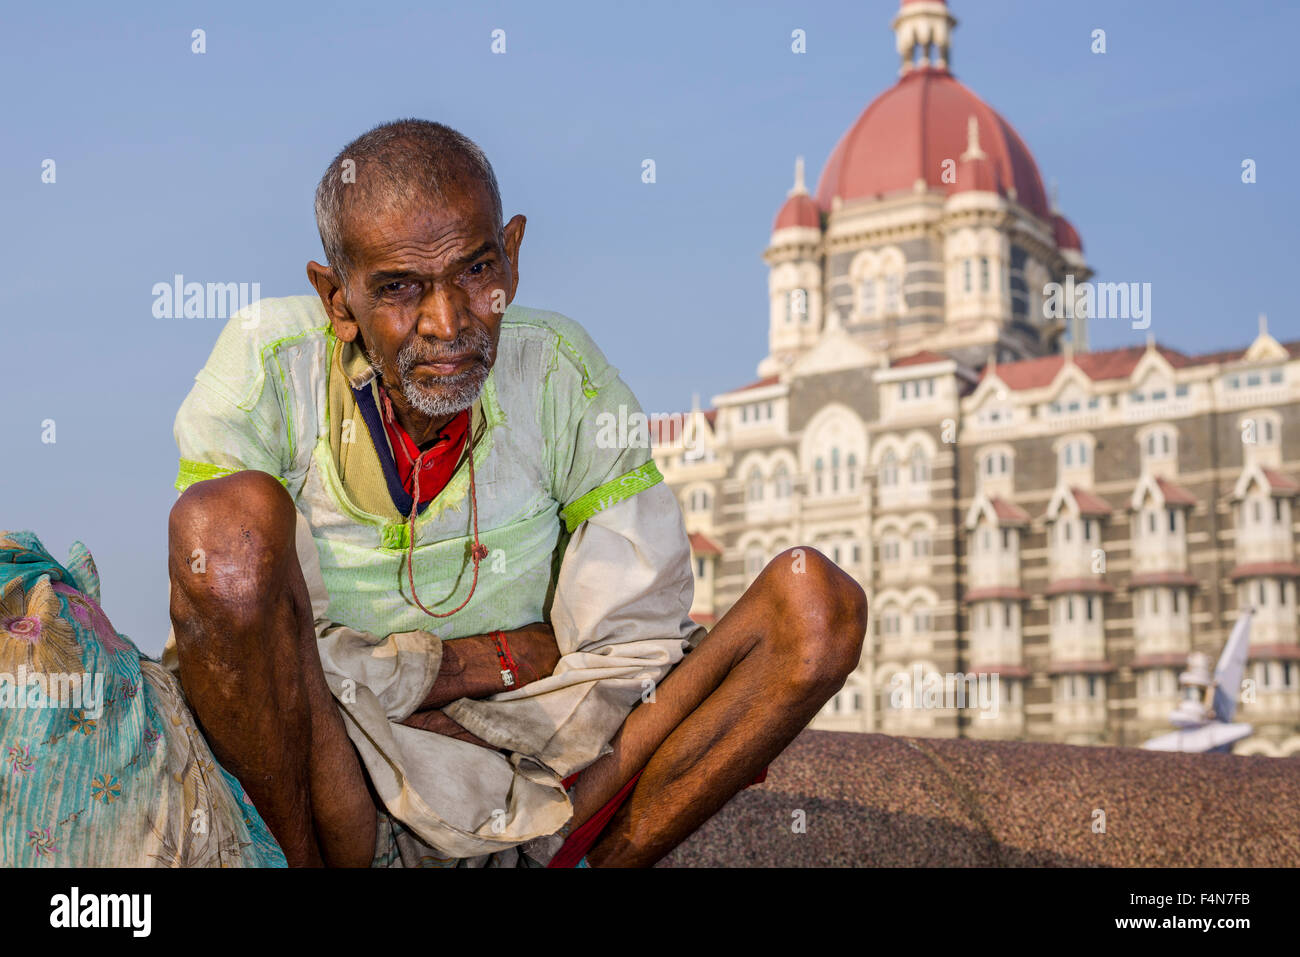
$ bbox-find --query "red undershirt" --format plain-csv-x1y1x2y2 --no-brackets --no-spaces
377,387,470,505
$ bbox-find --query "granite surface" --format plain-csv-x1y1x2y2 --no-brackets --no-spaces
659,730,1300,867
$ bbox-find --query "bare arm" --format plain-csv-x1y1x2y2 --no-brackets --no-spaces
400,623,561,748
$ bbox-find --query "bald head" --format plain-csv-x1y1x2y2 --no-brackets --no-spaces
314,119,503,285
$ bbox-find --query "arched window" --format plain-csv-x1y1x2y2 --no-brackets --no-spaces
744,547,765,580
880,450,899,487
884,274,902,315
831,447,841,493
773,463,791,499
860,278,877,319
747,467,764,502
847,453,858,491
787,288,808,323
1059,439,1089,472
909,447,929,484
687,488,711,512
814,457,824,495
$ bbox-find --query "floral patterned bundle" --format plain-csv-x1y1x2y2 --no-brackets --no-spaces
0,530,285,867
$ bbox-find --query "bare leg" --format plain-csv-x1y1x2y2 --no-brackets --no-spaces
168,470,376,867
572,547,867,867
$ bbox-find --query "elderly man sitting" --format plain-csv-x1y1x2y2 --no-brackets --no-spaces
165,119,867,868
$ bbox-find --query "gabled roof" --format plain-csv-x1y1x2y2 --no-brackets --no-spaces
729,375,780,394
1130,474,1197,510
892,349,949,368
993,498,1032,525
975,339,1300,392
964,493,1031,530
1232,463,1300,500
688,532,724,556
979,345,1191,391
1071,487,1113,517
1156,477,1198,507
1047,485,1112,520
1262,467,1300,494
647,409,716,446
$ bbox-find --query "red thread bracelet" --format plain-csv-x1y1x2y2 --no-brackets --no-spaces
491,631,519,689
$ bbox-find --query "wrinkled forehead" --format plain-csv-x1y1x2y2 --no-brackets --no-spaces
341,176,500,262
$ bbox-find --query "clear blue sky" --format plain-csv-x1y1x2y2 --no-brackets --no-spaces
2,0,1296,653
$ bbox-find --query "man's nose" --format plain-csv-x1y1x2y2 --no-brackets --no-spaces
415,285,470,341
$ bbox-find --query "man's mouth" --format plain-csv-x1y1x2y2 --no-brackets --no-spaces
412,354,478,375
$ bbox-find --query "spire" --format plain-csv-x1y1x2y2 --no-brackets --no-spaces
960,115,986,161
1049,178,1061,214
1259,312,1268,337
893,0,958,76
788,156,808,197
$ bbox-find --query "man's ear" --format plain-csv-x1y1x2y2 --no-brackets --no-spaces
502,214,526,302
306,260,359,342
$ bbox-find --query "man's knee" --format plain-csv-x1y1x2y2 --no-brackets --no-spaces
760,546,868,693
168,470,298,634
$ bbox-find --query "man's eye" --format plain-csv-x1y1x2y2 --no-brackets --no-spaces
468,261,489,276
382,281,408,293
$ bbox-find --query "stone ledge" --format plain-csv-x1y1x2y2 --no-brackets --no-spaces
661,730,1300,867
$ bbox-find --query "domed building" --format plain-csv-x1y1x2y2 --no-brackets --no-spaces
762,0,1087,378
652,0,1300,757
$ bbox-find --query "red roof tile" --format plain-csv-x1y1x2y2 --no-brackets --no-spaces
1155,477,1197,507
727,376,780,394
646,411,715,445
1130,571,1200,588
1247,643,1300,661
1047,660,1116,675
1230,562,1300,580
981,339,1300,389
991,498,1031,525
1053,213,1082,252
892,349,949,368
773,192,820,231
1070,487,1112,516
1044,577,1115,596
1131,653,1191,669
964,586,1030,602
1261,467,1300,494
688,532,724,556
970,664,1031,678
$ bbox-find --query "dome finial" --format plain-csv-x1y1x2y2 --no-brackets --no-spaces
960,115,986,161
1049,178,1061,214
789,156,808,197
893,0,957,76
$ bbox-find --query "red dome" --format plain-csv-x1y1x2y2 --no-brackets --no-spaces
1053,212,1082,252
773,192,821,230
814,67,1050,220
